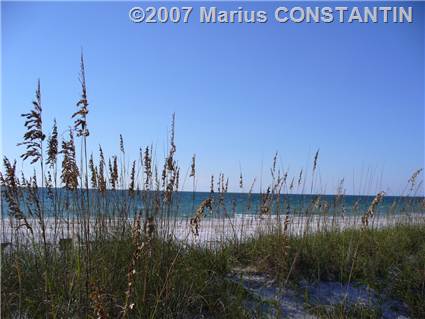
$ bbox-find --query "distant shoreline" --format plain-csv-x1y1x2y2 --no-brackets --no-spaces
2,212,424,245
4,187,425,198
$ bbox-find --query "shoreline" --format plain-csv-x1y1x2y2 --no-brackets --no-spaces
2,212,424,246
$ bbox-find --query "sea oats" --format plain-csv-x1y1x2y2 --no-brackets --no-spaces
90,284,108,319
239,172,243,189
97,146,107,193
297,169,303,187
46,119,58,168
408,168,423,191
89,154,98,189
283,215,290,232
1,158,32,233
108,156,118,190
271,151,278,179
289,177,294,190
313,149,319,172
143,215,156,241
60,130,79,190
247,178,256,210
210,175,215,195
190,198,213,237
143,146,152,191
164,165,177,203
362,191,385,228
46,171,54,199
129,160,136,196
283,171,288,184
260,187,271,217
72,52,89,137
175,167,180,191
119,134,125,154
121,215,144,318
18,79,45,165
166,113,176,171
189,154,196,178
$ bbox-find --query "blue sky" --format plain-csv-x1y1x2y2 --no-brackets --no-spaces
2,1,424,195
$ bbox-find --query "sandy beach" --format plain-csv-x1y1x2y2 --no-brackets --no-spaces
2,212,424,247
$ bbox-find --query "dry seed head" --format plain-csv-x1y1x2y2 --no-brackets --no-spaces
89,154,98,188
143,146,152,190
352,199,360,211
164,164,178,203
1,158,30,225
210,175,214,194
260,187,271,217
175,168,180,190
297,169,303,187
25,171,43,222
271,152,278,179
313,149,319,172
46,171,54,199
46,119,58,168
283,171,288,184
161,162,167,188
129,160,136,196
321,201,329,213
121,215,145,318
190,198,213,237
334,178,345,208
60,130,79,190
170,113,176,151
72,51,89,137
144,216,156,240
408,168,423,191
166,114,177,171
90,284,108,319
246,178,256,210
362,191,385,228
18,79,46,164
120,134,125,154
312,195,321,210
248,178,256,195
189,154,196,177
108,156,119,190
108,159,114,189
113,156,118,185
283,215,290,232
97,146,107,193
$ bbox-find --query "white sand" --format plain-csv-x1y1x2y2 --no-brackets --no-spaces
1,212,424,247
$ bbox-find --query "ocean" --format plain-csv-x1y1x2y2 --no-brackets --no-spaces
1,188,424,218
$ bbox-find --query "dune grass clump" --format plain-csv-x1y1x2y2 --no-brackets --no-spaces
1,56,425,318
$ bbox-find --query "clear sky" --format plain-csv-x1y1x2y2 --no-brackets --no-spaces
2,1,424,195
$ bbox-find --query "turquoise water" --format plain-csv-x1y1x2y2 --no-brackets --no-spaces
1,188,424,218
